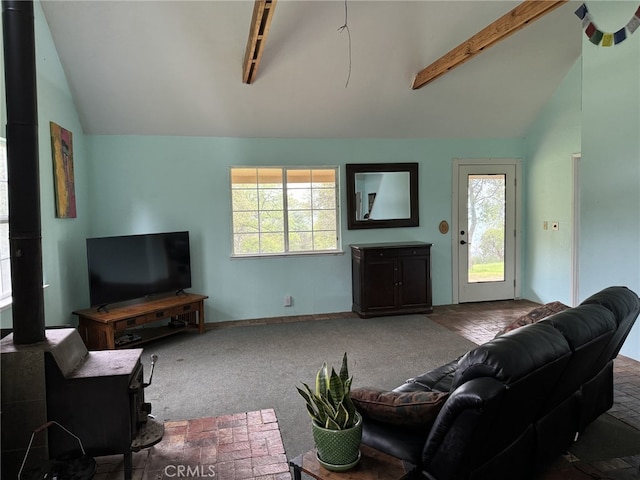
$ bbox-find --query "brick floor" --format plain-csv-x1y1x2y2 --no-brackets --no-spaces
92,409,291,480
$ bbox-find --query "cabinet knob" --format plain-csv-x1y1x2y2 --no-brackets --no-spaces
398,282,403,286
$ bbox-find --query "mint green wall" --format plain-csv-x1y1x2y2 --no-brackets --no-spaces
580,3,640,360
523,60,582,305
523,3,640,360
86,136,521,321
0,2,91,328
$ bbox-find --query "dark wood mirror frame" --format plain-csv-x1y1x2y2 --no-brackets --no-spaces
345,163,419,230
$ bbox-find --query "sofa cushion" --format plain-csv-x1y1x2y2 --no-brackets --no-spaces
351,387,449,430
399,357,460,394
496,301,569,337
541,304,616,352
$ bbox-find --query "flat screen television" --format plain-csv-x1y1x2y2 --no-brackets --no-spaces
86,231,192,308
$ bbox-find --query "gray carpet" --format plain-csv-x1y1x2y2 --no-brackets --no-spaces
138,314,477,460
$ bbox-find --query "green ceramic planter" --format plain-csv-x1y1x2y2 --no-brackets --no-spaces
311,413,363,471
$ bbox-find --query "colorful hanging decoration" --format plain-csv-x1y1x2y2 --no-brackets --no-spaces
575,3,640,46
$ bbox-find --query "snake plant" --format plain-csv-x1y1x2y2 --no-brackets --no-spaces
296,353,358,430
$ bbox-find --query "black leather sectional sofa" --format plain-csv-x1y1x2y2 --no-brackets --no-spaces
360,286,640,480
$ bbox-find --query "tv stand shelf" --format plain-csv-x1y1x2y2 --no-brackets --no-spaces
74,293,208,350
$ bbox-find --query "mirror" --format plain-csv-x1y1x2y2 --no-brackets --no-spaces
346,163,419,229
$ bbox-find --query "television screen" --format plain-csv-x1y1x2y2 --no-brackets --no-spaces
86,231,192,307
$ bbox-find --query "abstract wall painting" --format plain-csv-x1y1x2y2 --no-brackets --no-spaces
50,122,76,218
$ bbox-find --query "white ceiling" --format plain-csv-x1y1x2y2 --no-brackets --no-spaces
40,0,583,139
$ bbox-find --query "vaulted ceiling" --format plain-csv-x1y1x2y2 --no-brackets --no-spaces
40,1,583,139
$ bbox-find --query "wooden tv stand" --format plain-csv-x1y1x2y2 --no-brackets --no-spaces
74,293,208,350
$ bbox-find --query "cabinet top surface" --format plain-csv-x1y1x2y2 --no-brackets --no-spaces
350,241,432,250
73,293,208,322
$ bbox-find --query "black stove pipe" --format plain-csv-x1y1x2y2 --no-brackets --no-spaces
2,0,45,344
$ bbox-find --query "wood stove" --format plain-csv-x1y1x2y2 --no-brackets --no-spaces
44,337,163,479
1,329,163,480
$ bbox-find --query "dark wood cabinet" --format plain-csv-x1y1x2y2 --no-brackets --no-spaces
351,242,432,318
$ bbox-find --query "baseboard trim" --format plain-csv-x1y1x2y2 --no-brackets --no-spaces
205,311,358,330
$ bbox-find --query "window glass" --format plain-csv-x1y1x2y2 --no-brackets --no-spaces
230,167,340,256
0,138,10,299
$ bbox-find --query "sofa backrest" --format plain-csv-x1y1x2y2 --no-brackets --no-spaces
450,322,571,391
580,286,640,364
538,304,617,411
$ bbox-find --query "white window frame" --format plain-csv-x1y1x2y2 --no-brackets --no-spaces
230,166,342,257
0,138,11,308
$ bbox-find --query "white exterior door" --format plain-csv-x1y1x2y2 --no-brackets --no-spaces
454,161,518,303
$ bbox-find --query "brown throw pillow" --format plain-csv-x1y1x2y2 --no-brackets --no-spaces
351,387,449,430
496,301,570,337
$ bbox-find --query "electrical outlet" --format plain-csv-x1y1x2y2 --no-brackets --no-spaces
284,295,292,307
551,222,559,231
543,221,548,230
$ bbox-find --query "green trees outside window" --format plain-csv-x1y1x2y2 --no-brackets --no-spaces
467,174,506,282
230,167,340,256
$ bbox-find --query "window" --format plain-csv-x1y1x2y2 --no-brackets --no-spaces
230,167,340,256
0,138,10,303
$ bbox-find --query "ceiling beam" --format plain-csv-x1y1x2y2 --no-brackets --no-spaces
242,0,277,84
411,0,568,90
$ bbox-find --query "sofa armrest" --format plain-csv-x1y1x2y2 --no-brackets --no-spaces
421,377,506,479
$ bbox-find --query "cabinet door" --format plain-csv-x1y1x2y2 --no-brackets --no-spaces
364,258,397,309
398,255,429,307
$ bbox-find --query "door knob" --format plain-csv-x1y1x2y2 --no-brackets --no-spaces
460,240,468,245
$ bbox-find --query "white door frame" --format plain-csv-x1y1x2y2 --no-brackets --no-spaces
452,158,522,304
571,153,581,306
